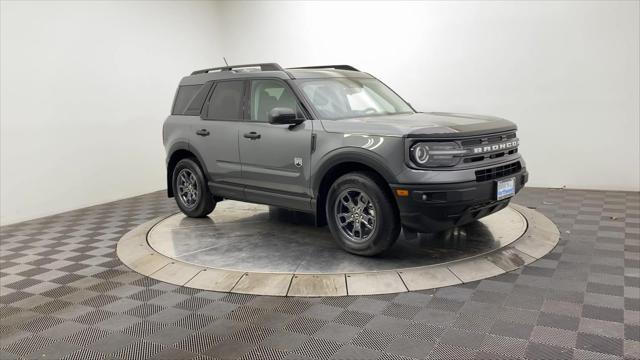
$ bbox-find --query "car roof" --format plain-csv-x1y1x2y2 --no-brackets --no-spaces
179,65,373,86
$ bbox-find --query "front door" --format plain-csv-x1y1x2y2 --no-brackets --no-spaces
238,79,313,211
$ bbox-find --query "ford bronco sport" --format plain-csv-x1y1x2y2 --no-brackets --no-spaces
163,63,528,256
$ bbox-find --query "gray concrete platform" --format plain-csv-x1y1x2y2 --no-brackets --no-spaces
116,201,559,296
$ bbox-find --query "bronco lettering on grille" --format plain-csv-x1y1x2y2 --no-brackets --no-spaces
472,140,518,154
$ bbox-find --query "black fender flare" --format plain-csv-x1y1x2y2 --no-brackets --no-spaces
166,141,189,164
312,148,399,196
166,142,210,197
311,148,399,225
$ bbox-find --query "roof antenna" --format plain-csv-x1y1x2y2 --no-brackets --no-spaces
223,57,229,66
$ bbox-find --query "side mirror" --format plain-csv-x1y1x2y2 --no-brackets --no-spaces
268,107,304,125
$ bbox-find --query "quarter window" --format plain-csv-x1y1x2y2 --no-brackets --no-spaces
207,81,245,120
172,85,201,115
184,81,214,116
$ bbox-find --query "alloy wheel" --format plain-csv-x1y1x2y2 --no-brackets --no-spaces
334,188,377,243
177,168,199,209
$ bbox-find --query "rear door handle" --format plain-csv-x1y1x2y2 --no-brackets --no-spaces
243,132,261,140
196,129,210,136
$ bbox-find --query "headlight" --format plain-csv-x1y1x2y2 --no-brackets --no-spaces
411,143,430,164
410,141,465,167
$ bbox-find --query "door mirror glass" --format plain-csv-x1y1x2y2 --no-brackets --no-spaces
268,107,304,125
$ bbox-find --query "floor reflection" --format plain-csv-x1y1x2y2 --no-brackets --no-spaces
150,201,525,273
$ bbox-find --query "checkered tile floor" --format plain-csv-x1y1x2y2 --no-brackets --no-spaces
1,188,638,360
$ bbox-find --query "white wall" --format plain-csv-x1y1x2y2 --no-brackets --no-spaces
216,0,640,191
1,1,221,225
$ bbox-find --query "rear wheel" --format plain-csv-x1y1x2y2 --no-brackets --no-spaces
326,172,400,256
172,158,216,217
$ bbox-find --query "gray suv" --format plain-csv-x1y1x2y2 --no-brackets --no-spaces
163,63,528,256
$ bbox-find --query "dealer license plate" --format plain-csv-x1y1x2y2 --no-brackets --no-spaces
496,177,515,200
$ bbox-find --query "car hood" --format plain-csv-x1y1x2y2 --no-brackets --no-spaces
320,112,517,138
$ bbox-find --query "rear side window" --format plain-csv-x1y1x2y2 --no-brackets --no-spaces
172,85,200,115
207,81,245,120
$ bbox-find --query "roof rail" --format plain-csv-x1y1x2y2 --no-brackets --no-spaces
191,63,284,75
288,65,360,72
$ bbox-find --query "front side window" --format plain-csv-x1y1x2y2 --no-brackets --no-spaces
250,79,300,122
296,78,414,120
207,81,245,120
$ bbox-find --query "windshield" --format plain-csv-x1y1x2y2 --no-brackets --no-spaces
296,78,414,120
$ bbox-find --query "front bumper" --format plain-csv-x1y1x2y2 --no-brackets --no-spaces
390,168,528,233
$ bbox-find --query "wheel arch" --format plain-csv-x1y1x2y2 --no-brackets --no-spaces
313,150,399,226
166,143,208,198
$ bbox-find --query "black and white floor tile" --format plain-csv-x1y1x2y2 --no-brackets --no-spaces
0,188,638,359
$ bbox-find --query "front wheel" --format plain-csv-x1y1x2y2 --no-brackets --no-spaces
326,172,400,256
172,158,216,218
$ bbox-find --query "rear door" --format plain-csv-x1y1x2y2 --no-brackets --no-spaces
191,80,247,200
237,79,314,211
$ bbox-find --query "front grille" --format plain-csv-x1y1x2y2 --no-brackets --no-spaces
463,148,518,164
461,132,516,147
461,131,518,164
475,161,522,182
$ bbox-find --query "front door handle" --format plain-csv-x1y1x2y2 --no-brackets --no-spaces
243,132,261,140
196,129,210,136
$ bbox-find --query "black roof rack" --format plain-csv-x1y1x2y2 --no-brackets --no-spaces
191,63,285,75
288,65,360,72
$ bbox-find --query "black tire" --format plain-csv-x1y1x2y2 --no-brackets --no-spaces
172,158,216,218
325,171,400,256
